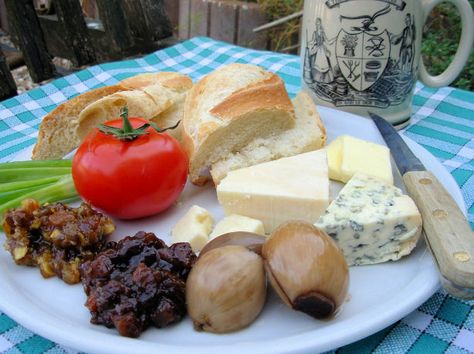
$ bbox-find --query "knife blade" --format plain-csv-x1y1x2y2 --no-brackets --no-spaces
369,112,474,299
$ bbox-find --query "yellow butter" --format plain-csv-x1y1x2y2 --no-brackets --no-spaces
327,135,393,184
327,137,343,181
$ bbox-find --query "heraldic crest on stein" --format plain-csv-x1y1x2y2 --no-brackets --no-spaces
303,0,417,109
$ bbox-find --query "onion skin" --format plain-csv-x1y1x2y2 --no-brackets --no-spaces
199,231,266,257
186,245,266,333
262,221,349,319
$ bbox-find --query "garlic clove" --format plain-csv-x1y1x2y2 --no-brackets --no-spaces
199,231,266,257
186,245,266,333
262,221,349,319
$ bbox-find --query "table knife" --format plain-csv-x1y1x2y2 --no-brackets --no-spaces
369,112,474,299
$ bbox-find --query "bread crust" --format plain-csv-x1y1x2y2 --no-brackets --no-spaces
77,72,193,141
32,72,193,160
296,90,327,145
120,72,192,92
32,85,127,160
210,75,293,121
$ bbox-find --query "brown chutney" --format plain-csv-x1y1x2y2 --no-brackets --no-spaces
80,231,196,338
3,199,115,284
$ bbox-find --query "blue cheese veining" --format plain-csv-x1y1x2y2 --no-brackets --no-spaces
315,173,422,266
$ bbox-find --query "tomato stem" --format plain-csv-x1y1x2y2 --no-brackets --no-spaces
121,106,134,134
98,106,181,141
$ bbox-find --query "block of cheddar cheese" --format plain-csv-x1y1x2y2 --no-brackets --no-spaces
216,150,329,233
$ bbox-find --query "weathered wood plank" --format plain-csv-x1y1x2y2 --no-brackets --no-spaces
96,0,134,53
0,49,17,100
4,0,56,83
190,0,210,37
209,1,238,43
54,0,96,66
81,0,99,18
0,0,9,33
38,15,83,61
140,0,172,41
178,0,191,39
237,2,267,49
165,0,179,34
121,0,151,41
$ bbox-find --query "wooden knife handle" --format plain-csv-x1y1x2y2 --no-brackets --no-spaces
403,170,474,299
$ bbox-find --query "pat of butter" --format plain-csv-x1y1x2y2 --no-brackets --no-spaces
217,150,329,233
327,135,393,184
209,214,265,240
327,137,343,181
171,205,214,252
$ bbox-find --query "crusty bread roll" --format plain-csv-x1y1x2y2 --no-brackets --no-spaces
77,72,193,143
210,91,326,184
32,72,192,160
182,63,295,185
32,85,128,160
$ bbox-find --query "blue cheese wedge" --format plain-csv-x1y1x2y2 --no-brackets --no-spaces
315,173,422,266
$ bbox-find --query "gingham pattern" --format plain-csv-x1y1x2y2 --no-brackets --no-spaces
0,37,473,354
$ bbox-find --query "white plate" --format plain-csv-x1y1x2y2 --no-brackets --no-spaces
0,107,466,354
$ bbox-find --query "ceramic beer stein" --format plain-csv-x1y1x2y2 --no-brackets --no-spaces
301,0,474,127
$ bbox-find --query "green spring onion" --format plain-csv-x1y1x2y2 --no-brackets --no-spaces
0,167,71,183
0,160,72,169
0,176,62,193
0,175,78,218
0,159,79,219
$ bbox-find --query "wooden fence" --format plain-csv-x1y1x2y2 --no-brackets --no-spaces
0,0,174,100
0,0,273,100
178,0,268,50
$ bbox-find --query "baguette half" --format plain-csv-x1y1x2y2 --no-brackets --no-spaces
210,91,326,184
182,63,295,185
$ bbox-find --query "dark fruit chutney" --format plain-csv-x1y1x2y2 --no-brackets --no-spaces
80,231,196,338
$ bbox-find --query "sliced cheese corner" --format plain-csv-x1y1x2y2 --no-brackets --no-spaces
327,135,393,184
171,205,214,252
315,173,422,266
209,214,265,240
216,150,329,233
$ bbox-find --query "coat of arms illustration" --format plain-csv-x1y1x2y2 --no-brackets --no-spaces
303,2,417,108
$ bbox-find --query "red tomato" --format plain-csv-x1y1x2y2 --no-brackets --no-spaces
72,117,188,219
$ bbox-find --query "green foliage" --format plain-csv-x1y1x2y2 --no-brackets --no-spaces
256,0,304,52
421,1,474,91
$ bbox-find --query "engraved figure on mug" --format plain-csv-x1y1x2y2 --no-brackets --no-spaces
391,14,416,73
309,18,336,83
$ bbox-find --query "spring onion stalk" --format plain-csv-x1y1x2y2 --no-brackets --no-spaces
0,160,72,169
0,160,79,221
0,167,71,183
0,176,62,193
0,186,54,204
0,175,78,217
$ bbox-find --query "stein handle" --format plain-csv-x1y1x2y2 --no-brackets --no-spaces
419,0,473,87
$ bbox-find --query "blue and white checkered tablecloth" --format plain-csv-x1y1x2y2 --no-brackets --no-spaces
0,37,473,354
